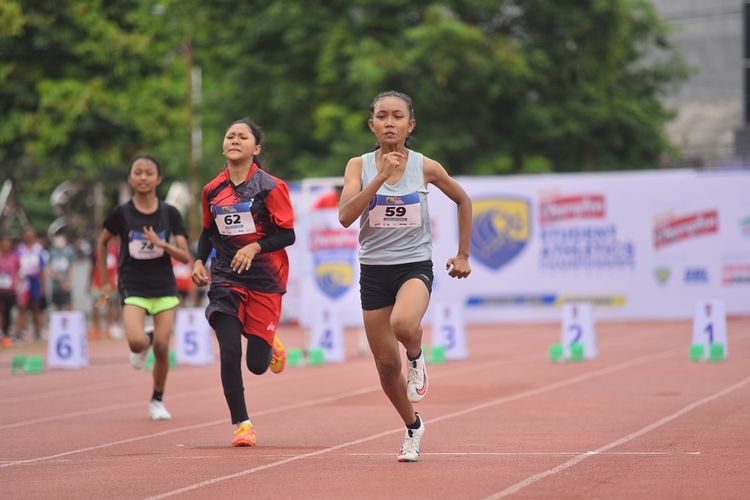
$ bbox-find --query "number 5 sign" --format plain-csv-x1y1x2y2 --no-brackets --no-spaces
47,310,88,369
174,308,215,366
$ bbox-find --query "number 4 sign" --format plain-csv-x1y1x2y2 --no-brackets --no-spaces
309,307,346,363
47,310,88,369
561,302,597,359
692,300,728,358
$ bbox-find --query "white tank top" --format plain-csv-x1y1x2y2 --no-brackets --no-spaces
358,150,432,265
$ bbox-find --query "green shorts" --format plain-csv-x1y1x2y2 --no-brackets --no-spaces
123,296,180,316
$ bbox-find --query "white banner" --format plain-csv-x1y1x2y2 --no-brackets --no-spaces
289,169,750,323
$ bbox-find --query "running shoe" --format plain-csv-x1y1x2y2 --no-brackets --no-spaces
130,326,154,370
269,335,287,374
397,414,425,462
406,350,428,403
232,422,257,447
148,400,172,420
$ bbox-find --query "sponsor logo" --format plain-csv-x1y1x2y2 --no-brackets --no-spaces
722,263,750,285
385,196,404,205
741,216,750,239
540,224,635,270
684,267,709,283
465,294,626,307
654,209,718,249
654,267,671,285
314,257,354,299
539,194,606,226
470,197,530,270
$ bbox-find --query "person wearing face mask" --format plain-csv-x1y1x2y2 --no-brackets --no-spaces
192,118,295,448
338,91,472,462
48,234,76,311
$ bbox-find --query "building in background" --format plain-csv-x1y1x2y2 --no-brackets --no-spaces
651,0,743,166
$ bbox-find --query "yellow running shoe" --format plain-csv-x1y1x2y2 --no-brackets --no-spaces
232,422,257,447
269,335,286,374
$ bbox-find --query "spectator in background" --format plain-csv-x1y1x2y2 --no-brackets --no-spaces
48,233,76,310
0,234,20,348
90,240,121,339
15,226,47,341
172,256,197,307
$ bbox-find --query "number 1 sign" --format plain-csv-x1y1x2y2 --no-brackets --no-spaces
692,300,728,359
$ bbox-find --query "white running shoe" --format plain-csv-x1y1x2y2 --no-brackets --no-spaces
148,400,172,420
129,327,154,370
397,414,425,462
406,350,428,403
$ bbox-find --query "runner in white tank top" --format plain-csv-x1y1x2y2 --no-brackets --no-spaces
339,91,472,463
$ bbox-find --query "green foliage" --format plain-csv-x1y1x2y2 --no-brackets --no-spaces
1,0,688,235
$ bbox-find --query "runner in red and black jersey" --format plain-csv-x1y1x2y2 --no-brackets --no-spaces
192,118,295,447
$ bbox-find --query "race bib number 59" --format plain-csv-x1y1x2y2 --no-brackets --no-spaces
368,192,422,228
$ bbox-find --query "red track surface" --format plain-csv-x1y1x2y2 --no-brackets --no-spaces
1,318,749,499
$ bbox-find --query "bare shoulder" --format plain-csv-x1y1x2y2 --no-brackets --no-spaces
422,154,449,184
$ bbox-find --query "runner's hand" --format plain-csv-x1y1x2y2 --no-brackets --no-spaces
446,255,471,279
192,260,209,286
231,244,259,273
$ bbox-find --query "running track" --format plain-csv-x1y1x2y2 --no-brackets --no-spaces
1,318,749,499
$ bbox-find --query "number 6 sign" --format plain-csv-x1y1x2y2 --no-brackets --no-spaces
47,311,88,369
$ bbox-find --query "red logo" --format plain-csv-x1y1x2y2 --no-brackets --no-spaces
540,194,606,225
654,210,718,249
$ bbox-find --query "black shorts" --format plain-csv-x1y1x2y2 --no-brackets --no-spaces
359,260,433,311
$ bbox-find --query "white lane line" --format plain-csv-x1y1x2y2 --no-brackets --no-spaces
143,349,679,499
0,352,539,431
483,374,750,499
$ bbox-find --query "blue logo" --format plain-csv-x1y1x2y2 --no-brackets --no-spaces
314,250,354,299
471,197,531,270
684,267,709,283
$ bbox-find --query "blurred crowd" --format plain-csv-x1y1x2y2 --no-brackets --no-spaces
0,226,203,348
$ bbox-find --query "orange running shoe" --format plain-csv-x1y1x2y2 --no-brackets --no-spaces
232,422,257,447
1,336,11,348
269,335,286,374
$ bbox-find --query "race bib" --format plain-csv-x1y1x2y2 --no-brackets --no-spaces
128,230,165,260
51,255,70,273
213,202,256,236
19,253,41,275
368,192,422,228
0,273,12,289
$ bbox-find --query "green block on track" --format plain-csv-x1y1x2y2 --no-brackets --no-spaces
428,345,445,365
287,348,303,367
689,343,705,362
11,355,26,373
549,343,564,362
708,343,725,362
569,343,585,362
144,351,177,370
23,355,44,374
308,348,325,366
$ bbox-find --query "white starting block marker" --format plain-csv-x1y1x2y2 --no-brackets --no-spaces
692,300,728,360
47,310,88,369
431,302,468,361
561,302,597,360
174,308,214,366
309,307,346,363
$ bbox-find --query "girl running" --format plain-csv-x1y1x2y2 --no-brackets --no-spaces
338,91,472,462
192,118,295,447
97,155,190,420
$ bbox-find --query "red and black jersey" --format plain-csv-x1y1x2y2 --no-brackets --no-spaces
201,164,294,294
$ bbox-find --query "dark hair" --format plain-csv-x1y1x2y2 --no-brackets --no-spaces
369,91,415,149
227,118,264,166
128,155,161,176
